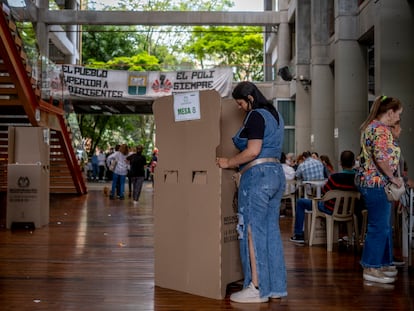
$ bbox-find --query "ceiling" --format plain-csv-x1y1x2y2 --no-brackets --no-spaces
67,98,154,115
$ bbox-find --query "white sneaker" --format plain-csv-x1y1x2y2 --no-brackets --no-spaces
379,266,398,277
363,268,395,284
230,282,269,303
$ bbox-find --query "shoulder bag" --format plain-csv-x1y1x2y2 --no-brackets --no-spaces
384,165,405,201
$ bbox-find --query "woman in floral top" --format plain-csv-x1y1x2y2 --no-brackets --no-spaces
355,95,403,284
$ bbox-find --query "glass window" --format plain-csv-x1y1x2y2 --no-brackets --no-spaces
274,99,296,154
276,99,295,126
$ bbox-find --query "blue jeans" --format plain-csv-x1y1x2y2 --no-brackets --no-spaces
358,186,393,268
92,163,99,179
111,173,126,198
293,199,332,235
237,163,287,298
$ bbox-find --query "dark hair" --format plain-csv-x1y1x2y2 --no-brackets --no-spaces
340,150,355,169
302,151,311,159
280,152,287,164
232,81,279,122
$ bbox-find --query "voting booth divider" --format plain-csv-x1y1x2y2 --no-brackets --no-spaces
153,90,243,299
7,127,50,229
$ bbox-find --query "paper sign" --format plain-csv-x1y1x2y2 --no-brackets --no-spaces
173,91,201,122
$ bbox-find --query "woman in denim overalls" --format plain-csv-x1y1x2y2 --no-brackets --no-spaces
216,82,287,303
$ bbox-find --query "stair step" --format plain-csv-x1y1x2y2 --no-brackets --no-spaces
0,4,87,195
8,19,16,32
0,75,13,83
0,87,17,95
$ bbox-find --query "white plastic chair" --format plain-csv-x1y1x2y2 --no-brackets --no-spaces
282,179,296,217
309,190,360,252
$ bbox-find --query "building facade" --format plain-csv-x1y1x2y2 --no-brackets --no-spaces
8,0,414,173
264,0,414,171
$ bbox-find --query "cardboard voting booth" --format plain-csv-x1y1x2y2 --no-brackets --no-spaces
153,90,243,299
7,127,50,229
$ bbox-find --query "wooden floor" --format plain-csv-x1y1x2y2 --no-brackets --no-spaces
0,181,413,311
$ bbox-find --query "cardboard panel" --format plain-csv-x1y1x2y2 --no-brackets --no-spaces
8,127,50,165
7,164,50,228
153,90,242,299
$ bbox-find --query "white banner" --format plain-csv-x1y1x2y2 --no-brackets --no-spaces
51,65,233,100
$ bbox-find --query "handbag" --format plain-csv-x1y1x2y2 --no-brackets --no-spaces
369,153,405,201
384,177,405,201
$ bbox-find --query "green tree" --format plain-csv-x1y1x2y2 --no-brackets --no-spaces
184,26,264,81
82,25,145,63
78,0,258,156
78,114,156,158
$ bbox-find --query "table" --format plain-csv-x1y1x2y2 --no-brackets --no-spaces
302,179,328,199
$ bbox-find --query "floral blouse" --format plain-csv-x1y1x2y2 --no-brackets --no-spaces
355,120,400,188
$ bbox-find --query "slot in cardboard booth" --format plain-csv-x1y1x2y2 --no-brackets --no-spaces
7,127,50,229
153,90,243,299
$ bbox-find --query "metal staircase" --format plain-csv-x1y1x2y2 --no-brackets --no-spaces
0,3,87,194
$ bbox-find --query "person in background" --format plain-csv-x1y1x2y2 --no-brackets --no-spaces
91,151,99,181
295,151,325,182
106,144,129,200
320,154,335,177
149,148,158,187
97,150,106,182
127,145,147,204
216,81,287,303
105,146,116,181
355,95,403,284
390,121,414,189
294,153,304,171
290,150,358,243
281,152,295,194
285,152,296,168
281,152,296,217
389,121,413,266
127,146,135,197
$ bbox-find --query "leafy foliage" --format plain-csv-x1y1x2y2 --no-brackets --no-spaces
78,114,156,159
184,26,264,81
77,0,263,158
82,25,144,63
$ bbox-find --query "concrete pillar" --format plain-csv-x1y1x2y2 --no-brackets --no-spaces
36,0,49,58
276,0,290,69
263,0,273,80
65,0,78,64
294,0,312,154
377,0,414,179
334,0,366,164
309,0,335,163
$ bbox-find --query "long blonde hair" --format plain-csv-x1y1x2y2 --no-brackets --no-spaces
360,95,402,131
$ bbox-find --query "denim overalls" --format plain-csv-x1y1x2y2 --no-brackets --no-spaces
233,108,287,298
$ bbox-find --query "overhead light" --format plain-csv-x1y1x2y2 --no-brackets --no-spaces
90,105,102,110
103,105,119,113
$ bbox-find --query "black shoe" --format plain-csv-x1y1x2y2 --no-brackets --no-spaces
119,196,125,200
290,234,304,243
109,195,115,200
